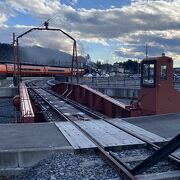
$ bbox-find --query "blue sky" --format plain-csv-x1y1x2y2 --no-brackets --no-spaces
61,0,131,9
0,0,180,66
8,13,39,26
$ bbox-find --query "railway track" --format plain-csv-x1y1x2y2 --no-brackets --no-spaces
27,83,180,179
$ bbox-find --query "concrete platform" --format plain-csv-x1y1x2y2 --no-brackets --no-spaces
124,113,180,139
0,122,72,174
97,87,140,98
0,122,70,150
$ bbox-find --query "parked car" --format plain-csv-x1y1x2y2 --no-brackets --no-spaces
101,74,110,78
130,74,141,79
174,74,180,78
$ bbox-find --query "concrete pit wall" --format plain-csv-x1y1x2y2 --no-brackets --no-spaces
0,88,18,98
96,87,140,99
0,147,73,176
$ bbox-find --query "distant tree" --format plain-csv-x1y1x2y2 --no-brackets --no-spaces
123,59,138,73
86,54,90,60
118,62,123,67
101,63,113,73
50,59,57,66
0,43,13,62
0,43,87,67
96,60,102,69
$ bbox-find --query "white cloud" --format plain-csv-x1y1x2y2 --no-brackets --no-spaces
1,0,180,64
0,1,14,27
0,14,8,27
5,0,180,39
6,0,61,15
14,24,36,28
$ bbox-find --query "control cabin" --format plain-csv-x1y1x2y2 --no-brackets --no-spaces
139,55,180,115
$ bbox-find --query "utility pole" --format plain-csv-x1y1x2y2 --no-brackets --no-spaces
137,58,140,74
13,32,17,86
145,44,148,58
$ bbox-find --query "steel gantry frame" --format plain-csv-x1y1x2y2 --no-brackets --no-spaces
13,21,79,88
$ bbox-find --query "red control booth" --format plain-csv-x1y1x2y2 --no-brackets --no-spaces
139,54,180,115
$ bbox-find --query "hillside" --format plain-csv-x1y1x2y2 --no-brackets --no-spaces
0,43,86,67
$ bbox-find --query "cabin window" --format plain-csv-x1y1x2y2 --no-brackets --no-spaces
160,65,167,80
142,61,155,87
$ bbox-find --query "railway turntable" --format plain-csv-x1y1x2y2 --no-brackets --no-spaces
0,54,179,179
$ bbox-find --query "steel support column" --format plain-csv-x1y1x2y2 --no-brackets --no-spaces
131,133,180,175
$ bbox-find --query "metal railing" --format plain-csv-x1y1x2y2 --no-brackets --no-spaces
80,77,180,90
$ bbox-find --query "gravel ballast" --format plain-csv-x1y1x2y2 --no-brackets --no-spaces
115,148,179,174
0,98,17,123
14,153,121,180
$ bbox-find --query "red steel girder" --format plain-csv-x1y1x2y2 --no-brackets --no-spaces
19,82,34,123
52,83,137,118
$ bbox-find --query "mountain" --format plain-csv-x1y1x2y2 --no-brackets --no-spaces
0,43,87,67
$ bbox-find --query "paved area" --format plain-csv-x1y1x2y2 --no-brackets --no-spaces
0,78,13,87
0,122,73,172
124,113,180,139
0,122,71,150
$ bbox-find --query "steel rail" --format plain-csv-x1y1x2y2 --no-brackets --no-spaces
28,88,63,122
31,87,136,180
45,89,180,167
45,89,104,119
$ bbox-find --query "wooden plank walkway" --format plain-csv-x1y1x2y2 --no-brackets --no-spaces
107,119,167,143
55,122,96,150
76,120,144,148
55,119,167,150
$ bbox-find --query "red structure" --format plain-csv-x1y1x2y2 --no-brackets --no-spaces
52,83,138,118
19,82,35,123
139,55,180,115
